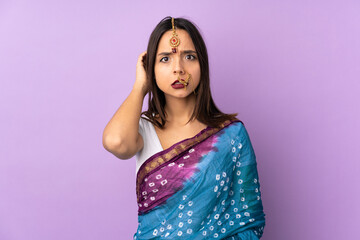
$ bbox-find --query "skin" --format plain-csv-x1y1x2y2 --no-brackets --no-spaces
102,30,207,157
152,29,207,149
154,29,201,127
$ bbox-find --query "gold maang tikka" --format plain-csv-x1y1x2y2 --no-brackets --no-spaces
170,17,180,53
170,18,194,93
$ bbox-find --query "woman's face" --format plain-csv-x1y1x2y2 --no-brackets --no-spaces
154,29,200,98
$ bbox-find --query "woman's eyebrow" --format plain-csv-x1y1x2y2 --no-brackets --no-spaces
158,50,197,56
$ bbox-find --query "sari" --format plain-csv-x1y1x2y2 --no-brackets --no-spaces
134,118,266,239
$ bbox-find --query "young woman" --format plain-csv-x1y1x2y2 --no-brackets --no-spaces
103,16,266,239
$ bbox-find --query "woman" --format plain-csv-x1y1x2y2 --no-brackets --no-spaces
103,16,266,239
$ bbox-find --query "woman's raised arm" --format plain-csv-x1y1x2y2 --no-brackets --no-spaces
102,51,149,159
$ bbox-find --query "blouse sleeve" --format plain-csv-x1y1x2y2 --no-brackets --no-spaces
138,117,145,138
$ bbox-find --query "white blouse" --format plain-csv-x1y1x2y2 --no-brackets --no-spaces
135,116,163,174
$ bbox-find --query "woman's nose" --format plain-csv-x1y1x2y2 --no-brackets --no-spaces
173,57,185,74
173,69,184,74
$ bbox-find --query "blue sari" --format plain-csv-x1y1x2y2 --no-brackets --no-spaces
134,118,266,239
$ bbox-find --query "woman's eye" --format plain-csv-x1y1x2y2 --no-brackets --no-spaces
186,55,196,60
160,57,169,62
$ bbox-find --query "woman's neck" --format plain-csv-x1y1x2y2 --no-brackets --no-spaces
163,94,196,126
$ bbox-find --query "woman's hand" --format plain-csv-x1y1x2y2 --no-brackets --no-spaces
133,51,149,97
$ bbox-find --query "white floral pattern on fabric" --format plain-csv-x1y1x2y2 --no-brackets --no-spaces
134,122,265,239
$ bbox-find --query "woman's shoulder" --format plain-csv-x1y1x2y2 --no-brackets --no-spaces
227,117,245,131
226,118,253,142
138,115,154,135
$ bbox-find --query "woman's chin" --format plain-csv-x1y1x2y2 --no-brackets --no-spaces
164,91,191,99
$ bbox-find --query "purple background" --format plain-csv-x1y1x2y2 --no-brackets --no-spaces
1,1,359,239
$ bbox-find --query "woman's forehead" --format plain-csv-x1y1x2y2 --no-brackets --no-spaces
157,29,195,53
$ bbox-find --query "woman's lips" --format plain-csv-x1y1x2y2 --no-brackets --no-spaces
171,79,185,89
172,80,179,85
172,79,185,85
172,83,185,89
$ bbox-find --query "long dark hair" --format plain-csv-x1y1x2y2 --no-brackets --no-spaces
141,16,240,129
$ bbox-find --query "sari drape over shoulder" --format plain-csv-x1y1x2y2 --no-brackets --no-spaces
134,118,266,239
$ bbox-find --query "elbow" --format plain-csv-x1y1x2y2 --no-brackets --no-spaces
102,133,117,151
102,135,133,160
